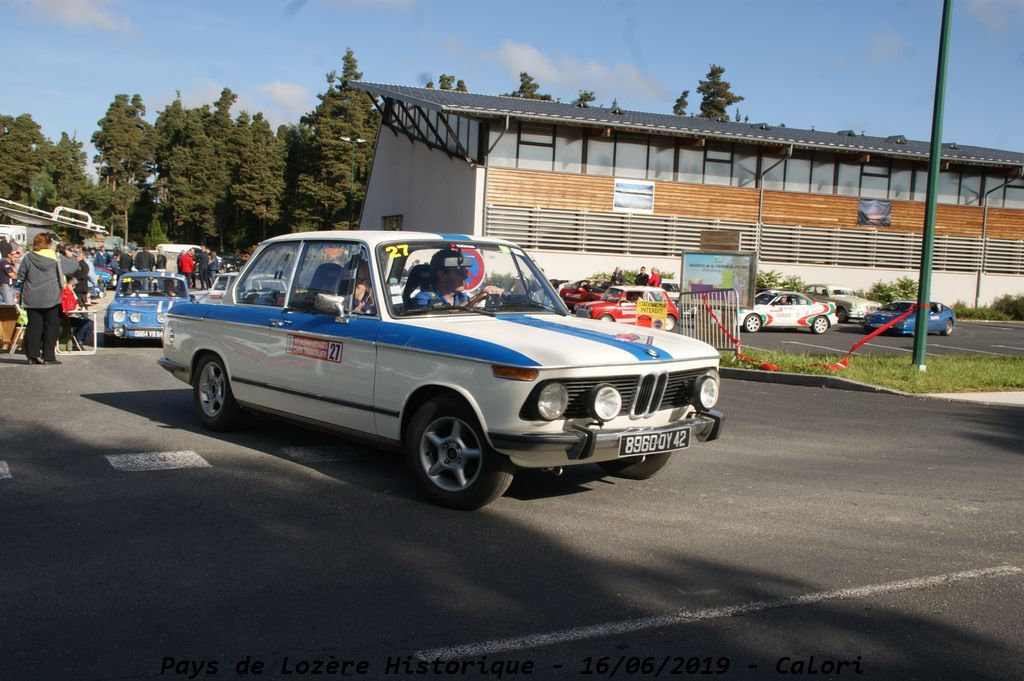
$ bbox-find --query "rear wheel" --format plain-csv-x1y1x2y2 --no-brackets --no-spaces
836,307,849,323
599,452,673,480
600,314,615,322
743,314,762,333
194,355,246,431
405,395,514,510
941,319,954,336
810,316,830,334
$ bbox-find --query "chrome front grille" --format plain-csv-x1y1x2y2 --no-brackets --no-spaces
520,369,707,420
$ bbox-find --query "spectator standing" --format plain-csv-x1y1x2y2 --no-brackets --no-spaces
179,248,195,287
134,247,156,272
648,267,662,288
1,245,22,304
155,247,167,271
72,249,92,306
611,266,624,285
118,248,134,273
16,232,70,365
208,250,220,284
635,267,650,286
0,236,12,259
195,246,210,290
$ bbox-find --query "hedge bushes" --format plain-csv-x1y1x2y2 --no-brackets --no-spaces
954,294,1024,321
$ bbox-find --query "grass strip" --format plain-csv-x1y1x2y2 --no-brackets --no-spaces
721,348,1024,393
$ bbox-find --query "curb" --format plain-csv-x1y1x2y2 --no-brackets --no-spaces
720,367,910,396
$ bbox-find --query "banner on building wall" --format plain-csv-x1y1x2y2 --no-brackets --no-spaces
858,199,892,227
680,250,757,308
613,178,655,213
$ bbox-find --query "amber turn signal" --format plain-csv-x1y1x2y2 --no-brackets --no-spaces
492,365,539,381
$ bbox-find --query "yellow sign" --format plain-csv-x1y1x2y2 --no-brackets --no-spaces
635,300,667,319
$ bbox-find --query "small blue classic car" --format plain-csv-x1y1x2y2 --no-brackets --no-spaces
863,300,956,336
105,272,191,343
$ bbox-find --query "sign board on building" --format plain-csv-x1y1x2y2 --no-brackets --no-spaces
680,250,757,309
612,179,655,213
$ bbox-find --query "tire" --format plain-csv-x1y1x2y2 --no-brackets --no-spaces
743,314,762,333
664,315,677,331
405,395,514,510
193,354,246,432
598,452,673,480
810,316,830,334
600,314,615,322
941,319,954,336
836,307,848,323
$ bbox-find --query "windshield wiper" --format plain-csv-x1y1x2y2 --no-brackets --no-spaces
454,304,495,317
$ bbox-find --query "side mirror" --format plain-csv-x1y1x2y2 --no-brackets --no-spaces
189,294,197,302
315,293,350,323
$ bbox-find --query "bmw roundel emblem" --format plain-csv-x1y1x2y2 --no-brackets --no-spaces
645,348,658,357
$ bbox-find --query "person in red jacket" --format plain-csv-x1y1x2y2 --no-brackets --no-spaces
178,249,195,287
61,276,94,347
648,267,662,288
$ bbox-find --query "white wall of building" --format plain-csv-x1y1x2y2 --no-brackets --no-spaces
361,130,483,234
527,249,1021,305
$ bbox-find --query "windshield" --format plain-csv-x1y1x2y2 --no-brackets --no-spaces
118,276,186,298
754,292,777,305
377,240,566,317
832,288,855,296
881,302,913,312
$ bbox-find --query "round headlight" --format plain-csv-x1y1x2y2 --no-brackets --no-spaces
157,313,167,323
694,373,720,410
536,382,569,421
112,310,125,323
129,312,141,323
589,384,622,422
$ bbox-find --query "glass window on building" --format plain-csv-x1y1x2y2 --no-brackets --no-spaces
761,152,786,191
981,174,1006,208
586,135,614,176
677,146,703,184
784,153,812,193
732,144,757,187
913,167,929,201
937,170,959,204
959,172,982,206
1005,180,1024,209
615,134,648,179
517,123,554,172
890,162,912,201
519,123,554,145
554,126,583,174
860,162,890,199
488,126,517,168
811,153,835,194
836,161,861,196
704,142,732,186
648,138,675,181
467,119,480,162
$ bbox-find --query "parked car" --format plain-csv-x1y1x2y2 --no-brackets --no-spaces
217,252,245,273
574,285,681,331
159,232,724,510
739,290,837,334
661,279,681,293
863,301,956,336
558,279,612,310
195,272,237,305
105,273,191,344
94,266,115,290
804,284,880,323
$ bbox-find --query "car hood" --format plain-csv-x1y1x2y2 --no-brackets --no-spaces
110,298,182,312
383,313,719,367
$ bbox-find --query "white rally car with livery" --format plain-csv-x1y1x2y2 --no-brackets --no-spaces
739,290,838,334
159,231,724,510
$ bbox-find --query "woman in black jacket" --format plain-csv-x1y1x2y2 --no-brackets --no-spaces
16,233,74,365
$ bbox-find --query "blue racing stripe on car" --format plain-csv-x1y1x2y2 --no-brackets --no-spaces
377,323,539,366
499,315,671,361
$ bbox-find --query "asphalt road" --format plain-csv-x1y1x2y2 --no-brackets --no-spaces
1,345,1022,681
740,320,1024,357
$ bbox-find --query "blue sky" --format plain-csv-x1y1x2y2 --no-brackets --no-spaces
2,0,1023,169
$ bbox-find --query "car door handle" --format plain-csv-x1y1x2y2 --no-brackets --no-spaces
269,319,293,328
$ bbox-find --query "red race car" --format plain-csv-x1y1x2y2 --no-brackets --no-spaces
574,286,680,331
558,279,612,310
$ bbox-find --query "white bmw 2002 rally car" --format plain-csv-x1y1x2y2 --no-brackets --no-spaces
159,231,724,510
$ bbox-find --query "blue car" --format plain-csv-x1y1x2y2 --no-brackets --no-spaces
105,272,191,344
862,300,956,336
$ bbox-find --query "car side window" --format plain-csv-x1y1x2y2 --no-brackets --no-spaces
235,242,299,307
287,241,360,312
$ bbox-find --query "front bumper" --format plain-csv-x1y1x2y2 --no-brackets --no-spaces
490,409,724,468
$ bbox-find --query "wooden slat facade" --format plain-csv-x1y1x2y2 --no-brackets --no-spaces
485,167,1024,240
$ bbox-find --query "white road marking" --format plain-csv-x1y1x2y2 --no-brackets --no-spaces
992,345,1024,352
0,461,10,480
930,343,1002,355
281,445,368,463
105,451,211,472
416,565,1023,660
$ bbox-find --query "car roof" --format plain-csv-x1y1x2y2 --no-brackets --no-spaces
259,230,519,249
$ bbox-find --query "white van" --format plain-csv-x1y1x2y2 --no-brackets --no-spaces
156,243,203,257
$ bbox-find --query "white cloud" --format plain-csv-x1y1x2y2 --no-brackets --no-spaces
868,28,909,64
489,41,666,101
966,0,1024,31
16,0,134,32
148,78,312,130
256,81,313,120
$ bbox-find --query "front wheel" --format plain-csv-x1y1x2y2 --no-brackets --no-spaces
743,314,762,333
810,316,831,334
194,355,246,431
405,395,514,510
599,452,673,480
664,315,677,331
941,319,954,336
599,314,615,322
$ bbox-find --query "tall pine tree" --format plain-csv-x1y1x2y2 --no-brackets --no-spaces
503,73,553,100
92,94,153,243
696,65,743,120
0,114,46,204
